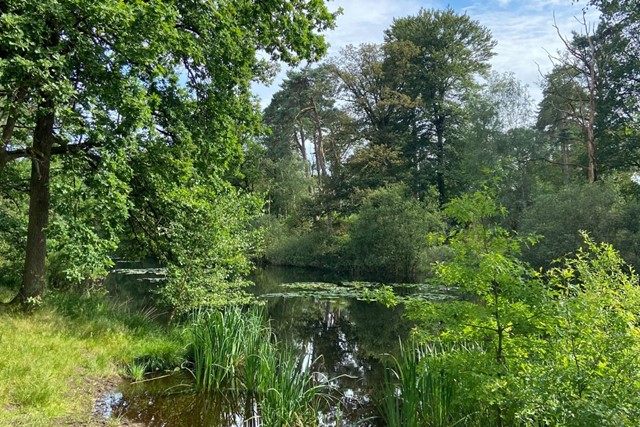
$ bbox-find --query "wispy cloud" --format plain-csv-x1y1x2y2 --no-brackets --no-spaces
467,1,599,101
252,0,600,108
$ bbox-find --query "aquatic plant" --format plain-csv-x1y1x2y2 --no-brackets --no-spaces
380,340,483,427
187,306,329,425
190,307,253,392
258,349,327,427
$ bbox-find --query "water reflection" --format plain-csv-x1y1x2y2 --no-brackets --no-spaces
107,265,415,426
265,295,410,426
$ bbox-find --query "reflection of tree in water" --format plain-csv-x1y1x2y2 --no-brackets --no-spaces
266,296,414,426
110,265,417,426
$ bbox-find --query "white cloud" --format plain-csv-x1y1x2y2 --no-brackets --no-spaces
467,1,600,102
252,0,601,108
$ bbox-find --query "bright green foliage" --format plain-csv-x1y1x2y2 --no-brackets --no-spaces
400,191,640,426
414,191,546,366
515,235,640,425
129,179,263,317
47,153,131,287
346,184,444,281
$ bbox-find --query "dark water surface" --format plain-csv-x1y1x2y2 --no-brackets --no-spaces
101,265,420,426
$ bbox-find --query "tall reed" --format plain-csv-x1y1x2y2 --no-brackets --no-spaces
189,307,260,392
258,348,328,427
380,339,473,427
188,306,328,426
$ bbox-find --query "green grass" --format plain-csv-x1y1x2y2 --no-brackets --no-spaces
0,292,329,426
187,307,329,426
0,291,186,426
258,348,328,427
126,361,148,382
380,340,490,427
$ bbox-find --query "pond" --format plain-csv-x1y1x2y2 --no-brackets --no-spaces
99,265,453,426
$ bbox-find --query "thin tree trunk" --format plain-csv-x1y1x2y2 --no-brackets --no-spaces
294,127,313,194
586,78,597,182
18,103,55,302
0,88,27,172
311,100,327,178
561,142,570,185
310,100,333,232
435,123,446,205
586,15,598,183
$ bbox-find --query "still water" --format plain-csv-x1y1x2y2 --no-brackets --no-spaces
102,265,421,426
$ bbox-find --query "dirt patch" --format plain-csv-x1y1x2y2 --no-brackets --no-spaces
57,373,144,427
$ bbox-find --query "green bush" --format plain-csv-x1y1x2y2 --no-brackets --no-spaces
400,191,640,426
345,184,444,281
520,177,640,269
264,218,345,269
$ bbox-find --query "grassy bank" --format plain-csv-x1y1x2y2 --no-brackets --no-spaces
0,292,185,426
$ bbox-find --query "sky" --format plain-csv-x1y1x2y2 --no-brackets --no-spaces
252,0,600,109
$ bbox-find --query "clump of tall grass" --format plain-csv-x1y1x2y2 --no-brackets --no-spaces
380,339,489,427
126,361,148,382
187,306,329,426
258,349,328,427
189,307,259,392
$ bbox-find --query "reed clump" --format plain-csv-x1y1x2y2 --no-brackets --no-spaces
380,339,491,427
188,306,327,426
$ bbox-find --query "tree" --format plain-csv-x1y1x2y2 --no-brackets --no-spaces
547,10,608,182
329,43,415,199
385,8,496,203
537,65,588,184
345,184,443,281
0,0,336,304
262,66,344,227
588,0,640,170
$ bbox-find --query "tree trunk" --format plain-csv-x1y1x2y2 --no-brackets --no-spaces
586,19,598,183
435,122,446,205
587,130,596,183
18,104,55,302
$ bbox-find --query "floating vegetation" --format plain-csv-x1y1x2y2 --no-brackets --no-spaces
259,281,458,302
109,268,167,276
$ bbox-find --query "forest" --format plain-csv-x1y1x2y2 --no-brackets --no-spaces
1,0,640,426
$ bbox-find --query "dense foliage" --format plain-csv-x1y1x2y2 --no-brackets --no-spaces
0,0,337,310
381,192,640,426
256,3,640,283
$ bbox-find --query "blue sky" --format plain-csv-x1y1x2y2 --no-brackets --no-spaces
252,0,599,108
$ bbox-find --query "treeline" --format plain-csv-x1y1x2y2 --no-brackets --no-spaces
244,3,640,281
